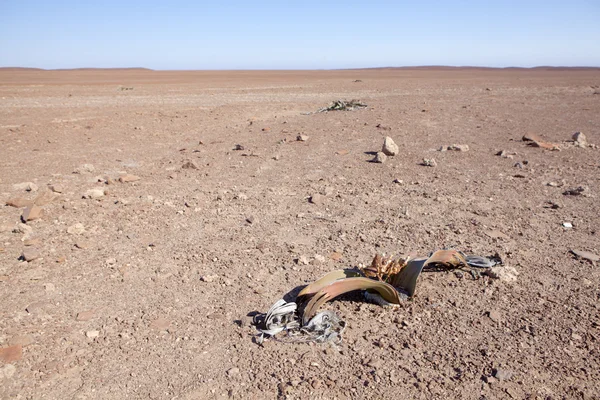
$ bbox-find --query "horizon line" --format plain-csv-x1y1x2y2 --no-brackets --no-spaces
2,65,600,72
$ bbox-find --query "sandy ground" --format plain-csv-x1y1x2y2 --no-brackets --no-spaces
0,68,599,399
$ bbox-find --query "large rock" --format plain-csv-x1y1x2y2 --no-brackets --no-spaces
382,137,399,156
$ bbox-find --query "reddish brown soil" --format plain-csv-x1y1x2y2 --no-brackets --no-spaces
1,68,599,399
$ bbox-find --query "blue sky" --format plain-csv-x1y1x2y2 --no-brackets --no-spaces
1,1,599,69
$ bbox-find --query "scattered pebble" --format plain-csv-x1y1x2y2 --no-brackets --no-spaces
201,274,218,283
572,131,587,147
563,186,589,196
13,182,38,192
421,158,437,167
22,205,43,222
488,310,501,323
67,223,86,235
297,134,309,142
496,150,517,159
493,368,513,381
86,330,100,339
75,241,91,250
233,144,245,151
48,184,65,193
119,174,140,183
309,193,324,205
21,248,41,262
447,144,469,151
74,164,95,174
297,255,309,265
83,188,106,199
182,160,200,169
227,367,240,378
562,222,573,229
570,249,599,263
381,136,399,156
373,152,387,163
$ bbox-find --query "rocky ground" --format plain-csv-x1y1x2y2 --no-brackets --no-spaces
0,68,599,399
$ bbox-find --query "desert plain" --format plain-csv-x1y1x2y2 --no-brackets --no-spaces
0,67,599,399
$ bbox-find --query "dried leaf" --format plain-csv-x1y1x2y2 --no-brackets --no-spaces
302,277,400,324
423,249,469,270
297,269,362,300
388,258,426,296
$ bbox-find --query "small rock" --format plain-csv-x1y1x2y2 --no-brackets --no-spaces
329,252,343,261
496,150,516,159
227,367,240,378
150,318,171,330
34,190,55,206
76,310,96,321
5,198,33,208
421,158,437,167
67,223,85,235
493,368,513,381
245,215,255,224
0,345,22,363
85,330,100,339
201,274,218,283
570,249,600,263
83,188,106,199
233,144,245,151
74,241,91,249
22,205,43,222
382,137,399,156
48,184,65,193
13,223,33,235
572,132,587,147
297,134,309,142
119,174,140,183
563,222,573,229
448,144,469,152
309,193,324,205
21,248,41,262
373,152,387,163
74,164,95,174
44,283,55,292
297,255,309,265
563,186,589,196
13,182,38,192
182,160,199,170
105,258,116,265
488,310,501,323
392,179,403,184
